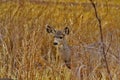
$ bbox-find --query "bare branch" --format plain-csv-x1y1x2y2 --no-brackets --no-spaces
89,0,112,80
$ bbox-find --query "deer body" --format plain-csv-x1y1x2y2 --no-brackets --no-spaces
46,25,71,69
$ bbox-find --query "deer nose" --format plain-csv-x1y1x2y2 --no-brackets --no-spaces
53,42,58,45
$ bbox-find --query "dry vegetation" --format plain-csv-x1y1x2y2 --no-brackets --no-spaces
0,0,120,80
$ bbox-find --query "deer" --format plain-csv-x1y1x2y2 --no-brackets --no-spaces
46,25,71,69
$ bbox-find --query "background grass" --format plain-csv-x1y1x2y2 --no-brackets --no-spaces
0,0,120,80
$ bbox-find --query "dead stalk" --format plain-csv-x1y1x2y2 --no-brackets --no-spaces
89,0,112,80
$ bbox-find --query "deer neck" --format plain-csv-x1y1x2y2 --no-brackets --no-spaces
56,39,70,59
59,39,68,51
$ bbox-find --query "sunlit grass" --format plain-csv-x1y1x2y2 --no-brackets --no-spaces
0,0,120,80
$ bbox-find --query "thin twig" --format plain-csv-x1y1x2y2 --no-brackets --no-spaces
89,0,112,80
105,33,112,55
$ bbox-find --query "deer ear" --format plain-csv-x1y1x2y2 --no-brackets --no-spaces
64,27,69,35
46,25,56,34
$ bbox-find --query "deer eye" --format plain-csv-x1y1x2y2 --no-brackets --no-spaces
59,37,63,39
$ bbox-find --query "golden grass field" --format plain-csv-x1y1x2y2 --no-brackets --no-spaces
0,0,120,80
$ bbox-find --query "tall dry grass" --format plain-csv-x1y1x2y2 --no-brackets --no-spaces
0,0,120,80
